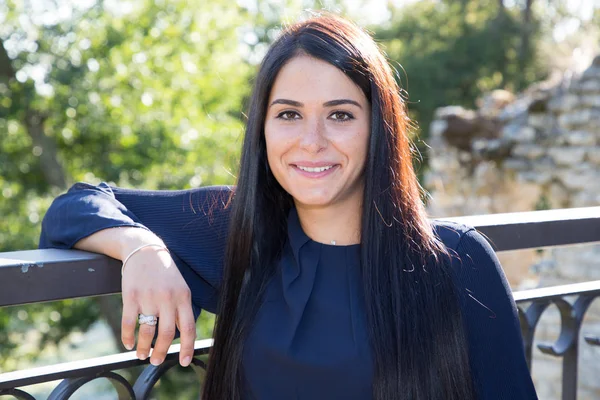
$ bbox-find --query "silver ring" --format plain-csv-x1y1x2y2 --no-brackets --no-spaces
138,313,158,326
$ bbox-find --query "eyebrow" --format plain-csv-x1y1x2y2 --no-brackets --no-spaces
269,98,363,109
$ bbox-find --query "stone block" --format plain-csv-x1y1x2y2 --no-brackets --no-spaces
586,147,600,164
472,138,513,160
502,124,536,142
512,144,545,160
434,105,475,120
478,89,515,118
517,170,552,185
556,164,598,190
502,158,530,171
547,147,586,166
551,245,600,278
580,80,600,93
548,182,570,208
429,155,459,171
528,114,554,131
572,191,600,207
580,95,600,107
558,109,592,129
429,119,448,138
530,259,557,275
473,161,498,182
497,97,530,121
566,131,596,146
582,66,600,81
547,94,579,112
532,156,556,172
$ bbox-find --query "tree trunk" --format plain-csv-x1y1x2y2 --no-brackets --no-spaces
518,0,534,89
97,295,127,352
0,38,67,189
0,38,15,79
2,37,125,352
494,0,508,88
23,109,68,189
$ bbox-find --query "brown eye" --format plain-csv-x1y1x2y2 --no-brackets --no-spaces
276,111,300,120
330,111,354,122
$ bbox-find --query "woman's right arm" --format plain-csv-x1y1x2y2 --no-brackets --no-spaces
39,181,233,367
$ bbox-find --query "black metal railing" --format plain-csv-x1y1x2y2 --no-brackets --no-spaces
1,206,599,399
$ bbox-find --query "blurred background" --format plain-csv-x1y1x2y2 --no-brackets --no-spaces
1,0,599,398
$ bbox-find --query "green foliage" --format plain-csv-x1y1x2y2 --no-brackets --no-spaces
376,0,548,139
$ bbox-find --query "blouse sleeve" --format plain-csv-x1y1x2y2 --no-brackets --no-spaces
39,181,233,315
453,229,538,399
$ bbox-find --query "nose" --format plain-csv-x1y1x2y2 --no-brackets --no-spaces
299,118,327,154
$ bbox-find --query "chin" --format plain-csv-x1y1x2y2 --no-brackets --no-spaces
290,191,335,208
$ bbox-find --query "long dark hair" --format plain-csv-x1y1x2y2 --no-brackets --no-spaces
203,13,476,400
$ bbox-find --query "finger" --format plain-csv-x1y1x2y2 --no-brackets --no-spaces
121,295,139,351
136,310,158,360
176,301,197,367
150,305,176,366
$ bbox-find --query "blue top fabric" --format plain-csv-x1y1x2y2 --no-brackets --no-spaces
39,182,538,399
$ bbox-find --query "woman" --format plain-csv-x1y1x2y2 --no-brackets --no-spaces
39,13,537,400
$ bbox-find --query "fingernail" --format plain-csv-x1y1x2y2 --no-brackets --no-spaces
182,356,191,367
139,353,148,360
150,358,161,366
125,343,133,351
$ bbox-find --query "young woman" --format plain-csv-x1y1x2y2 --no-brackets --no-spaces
40,13,538,400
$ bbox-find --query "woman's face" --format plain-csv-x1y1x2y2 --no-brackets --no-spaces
264,55,370,210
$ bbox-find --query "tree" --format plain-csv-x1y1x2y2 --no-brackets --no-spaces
1,0,253,396
375,1,538,136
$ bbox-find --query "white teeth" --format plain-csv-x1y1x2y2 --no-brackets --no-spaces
297,165,333,173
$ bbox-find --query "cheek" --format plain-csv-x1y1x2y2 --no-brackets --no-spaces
358,123,370,161
339,128,369,166
264,127,291,174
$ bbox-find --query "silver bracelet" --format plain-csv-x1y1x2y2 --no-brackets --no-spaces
121,243,169,276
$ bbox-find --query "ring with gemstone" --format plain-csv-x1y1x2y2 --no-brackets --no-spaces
138,313,158,326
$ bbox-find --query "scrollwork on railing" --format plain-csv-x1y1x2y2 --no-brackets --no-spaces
515,285,600,400
0,339,212,400
0,356,208,400
133,357,207,399
47,371,136,400
0,388,36,400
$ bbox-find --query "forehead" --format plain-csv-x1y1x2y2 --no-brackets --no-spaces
268,55,367,104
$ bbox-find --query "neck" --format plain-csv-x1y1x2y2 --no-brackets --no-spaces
294,195,362,246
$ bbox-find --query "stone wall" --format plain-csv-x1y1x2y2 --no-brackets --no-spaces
425,56,600,399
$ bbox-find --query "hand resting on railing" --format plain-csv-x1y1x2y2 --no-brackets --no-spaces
75,226,197,367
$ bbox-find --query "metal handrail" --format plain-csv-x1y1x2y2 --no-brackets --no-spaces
2,206,598,308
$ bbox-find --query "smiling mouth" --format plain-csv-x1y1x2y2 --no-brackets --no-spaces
296,165,334,172
290,163,339,178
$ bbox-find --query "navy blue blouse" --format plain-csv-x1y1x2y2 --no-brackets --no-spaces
39,182,538,399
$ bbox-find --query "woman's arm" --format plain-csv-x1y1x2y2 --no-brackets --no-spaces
453,229,538,399
39,181,233,366
66,224,196,367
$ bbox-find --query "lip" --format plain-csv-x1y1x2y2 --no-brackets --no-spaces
290,163,339,179
292,161,338,168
